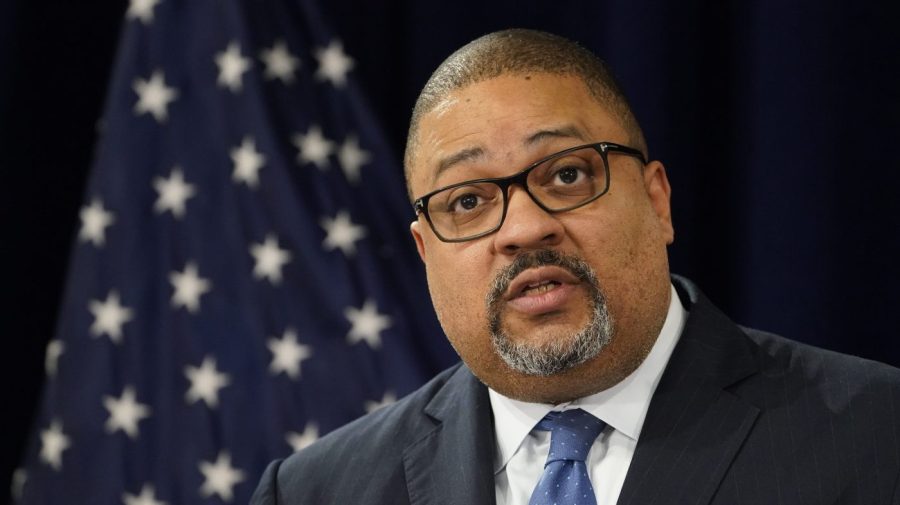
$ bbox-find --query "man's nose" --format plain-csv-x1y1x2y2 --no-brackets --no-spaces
492,185,564,254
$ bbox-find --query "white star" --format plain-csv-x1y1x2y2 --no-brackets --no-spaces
169,262,212,313
103,385,152,439
133,70,177,122
215,41,251,92
79,198,115,247
259,40,300,84
292,125,334,170
123,484,168,505
314,40,354,87
45,339,64,377
345,299,392,349
198,451,246,502
267,328,312,379
39,420,70,471
126,0,161,24
185,356,230,408
11,468,26,501
249,234,292,284
230,136,266,188
153,166,196,219
89,291,135,344
365,391,397,413
285,422,318,452
337,135,371,184
320,210,367,256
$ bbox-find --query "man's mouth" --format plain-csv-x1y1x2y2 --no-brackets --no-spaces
520,280,561,296
504,266,581,314
506,266,580,299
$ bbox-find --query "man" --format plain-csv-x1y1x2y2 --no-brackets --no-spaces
251,29,900,505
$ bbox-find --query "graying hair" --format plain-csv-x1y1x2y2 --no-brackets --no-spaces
485,250,614,376
404,28,647,198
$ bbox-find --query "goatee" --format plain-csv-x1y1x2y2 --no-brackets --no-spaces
485,250,613,376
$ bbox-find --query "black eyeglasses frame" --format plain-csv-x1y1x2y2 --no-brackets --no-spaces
412,142,647,243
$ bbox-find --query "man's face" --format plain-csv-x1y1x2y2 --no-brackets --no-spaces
409,73,675,403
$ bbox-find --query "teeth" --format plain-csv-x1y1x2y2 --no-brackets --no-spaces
523,281,559,295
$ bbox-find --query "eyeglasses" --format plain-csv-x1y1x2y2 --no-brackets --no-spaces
413,142,647,243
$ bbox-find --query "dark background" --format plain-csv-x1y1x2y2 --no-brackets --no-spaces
3,0,899,497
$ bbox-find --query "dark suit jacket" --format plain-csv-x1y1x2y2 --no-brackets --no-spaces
250,277,900,504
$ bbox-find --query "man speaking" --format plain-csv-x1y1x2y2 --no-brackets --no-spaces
251,29,900,504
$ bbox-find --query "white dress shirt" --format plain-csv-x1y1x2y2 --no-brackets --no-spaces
489,284,687,505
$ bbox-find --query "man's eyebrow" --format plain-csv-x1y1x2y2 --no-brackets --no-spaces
524,125,588,146
432,147,485,186
428,126,586,187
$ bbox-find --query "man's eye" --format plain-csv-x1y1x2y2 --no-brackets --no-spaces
450,193,482,212
554,166,586,185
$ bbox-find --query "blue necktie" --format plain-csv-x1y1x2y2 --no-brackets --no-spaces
528,409,606,505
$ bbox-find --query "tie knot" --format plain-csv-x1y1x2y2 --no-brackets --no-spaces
535,409,605,464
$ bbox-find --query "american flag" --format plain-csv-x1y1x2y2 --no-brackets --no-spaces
14,1,454,503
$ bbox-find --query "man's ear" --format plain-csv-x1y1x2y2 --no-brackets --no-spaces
643,160,675,245
411,221,426,262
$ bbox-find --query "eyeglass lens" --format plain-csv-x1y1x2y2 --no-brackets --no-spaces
425,146,608,240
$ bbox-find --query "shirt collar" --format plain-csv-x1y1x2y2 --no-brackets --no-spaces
488,283,687,473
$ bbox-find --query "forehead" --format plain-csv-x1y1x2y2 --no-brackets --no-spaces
409,73,627,196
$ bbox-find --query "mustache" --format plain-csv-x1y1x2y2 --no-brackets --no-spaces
485,249,613,376
485,249,599,309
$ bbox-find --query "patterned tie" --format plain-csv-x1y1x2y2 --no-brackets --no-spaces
528,409,606,505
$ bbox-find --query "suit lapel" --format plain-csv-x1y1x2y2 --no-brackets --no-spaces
404,365,496,505
617,278,761,505
399,279,761,505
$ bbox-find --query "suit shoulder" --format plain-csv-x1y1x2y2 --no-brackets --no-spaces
742,327,900,404
724,328,900,500
268,363,464,501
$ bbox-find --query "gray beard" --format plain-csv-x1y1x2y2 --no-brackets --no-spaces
486,250,613,376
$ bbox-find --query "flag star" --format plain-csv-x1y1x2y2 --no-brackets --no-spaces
314,40,354,87
215,41,252,92
88,290,135,344
153,166,196,219
337,135,371,184
285,422,319,452
126,0,161,24
230,136,266,188
249,234,292,284
45,339,64,377
267,328,312,379
198,451,246,502
103,385,152,439
169,262,212,313
345,299,392,349
365,391,397,413
79,198,115,247
39,420,71,471
292,125,334,170
259,40,300,84
11,468,26,501
123,484,168,505
185,356,230,408
320,210,367,256
133,70,177,122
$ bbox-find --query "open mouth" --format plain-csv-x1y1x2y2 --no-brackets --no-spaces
503,266,581,315
506,266,579,300
520,280,561,296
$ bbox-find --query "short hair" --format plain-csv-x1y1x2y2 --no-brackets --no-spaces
404,29,647,199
